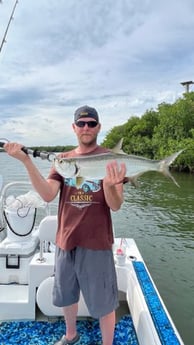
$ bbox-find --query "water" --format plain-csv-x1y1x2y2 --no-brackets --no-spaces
0,152,194,344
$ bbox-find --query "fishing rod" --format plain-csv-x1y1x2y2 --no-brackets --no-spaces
0,0,19,54
0,175,3,193
0,140,56,162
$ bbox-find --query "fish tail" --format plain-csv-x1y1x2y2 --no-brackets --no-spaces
158,150,184,187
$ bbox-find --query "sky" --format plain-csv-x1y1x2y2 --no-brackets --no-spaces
0,0,194,146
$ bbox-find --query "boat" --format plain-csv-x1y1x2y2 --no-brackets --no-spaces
0,180,184,345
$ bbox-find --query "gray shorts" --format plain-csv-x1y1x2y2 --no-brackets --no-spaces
52,246,119,319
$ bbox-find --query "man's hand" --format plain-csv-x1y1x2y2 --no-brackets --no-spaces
4,142,30,163
104,160,126,187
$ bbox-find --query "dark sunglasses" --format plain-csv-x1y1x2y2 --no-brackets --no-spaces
75,121,98,128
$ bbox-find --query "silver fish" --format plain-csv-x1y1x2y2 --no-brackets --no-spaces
54,143,183,188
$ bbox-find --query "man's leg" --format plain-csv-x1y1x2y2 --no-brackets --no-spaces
63,303,78,340
76,248,118,344
99,310,116,345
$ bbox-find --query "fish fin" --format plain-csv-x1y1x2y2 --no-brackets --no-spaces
75,176,84,188
162,169,180,187
162,150,184,166
111,138,127,155
126,176,139,188
159,150,184,187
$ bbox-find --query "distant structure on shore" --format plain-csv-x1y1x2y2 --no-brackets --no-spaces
180,80,194,93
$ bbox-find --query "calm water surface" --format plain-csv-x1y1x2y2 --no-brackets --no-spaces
0,152,194,344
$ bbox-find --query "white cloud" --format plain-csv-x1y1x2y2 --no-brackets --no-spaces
0,0,194,146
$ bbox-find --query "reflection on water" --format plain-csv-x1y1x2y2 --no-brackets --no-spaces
1,153,194,344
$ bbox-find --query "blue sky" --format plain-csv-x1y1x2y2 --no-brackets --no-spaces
0,0,194,146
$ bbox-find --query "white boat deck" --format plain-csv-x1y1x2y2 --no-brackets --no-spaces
0,214,184,345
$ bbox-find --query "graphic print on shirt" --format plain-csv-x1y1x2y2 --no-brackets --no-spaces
64,177,101,209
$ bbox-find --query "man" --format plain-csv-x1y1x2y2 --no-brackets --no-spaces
4,105,126,345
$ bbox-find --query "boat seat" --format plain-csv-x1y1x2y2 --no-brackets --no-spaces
38,215,58,243
36,276,90,317
37,215,58,262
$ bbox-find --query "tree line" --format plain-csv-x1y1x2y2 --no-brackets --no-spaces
102,91,194,173
30,92,194,173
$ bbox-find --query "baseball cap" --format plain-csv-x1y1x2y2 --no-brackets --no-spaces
74,105,99,123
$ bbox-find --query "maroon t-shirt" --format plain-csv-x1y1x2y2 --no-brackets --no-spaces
48,146,114,251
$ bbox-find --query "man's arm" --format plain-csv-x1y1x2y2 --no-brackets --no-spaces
4,142,60,202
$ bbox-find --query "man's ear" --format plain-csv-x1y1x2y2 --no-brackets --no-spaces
97,123,101,133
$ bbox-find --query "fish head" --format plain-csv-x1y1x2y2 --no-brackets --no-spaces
54,157,78,178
